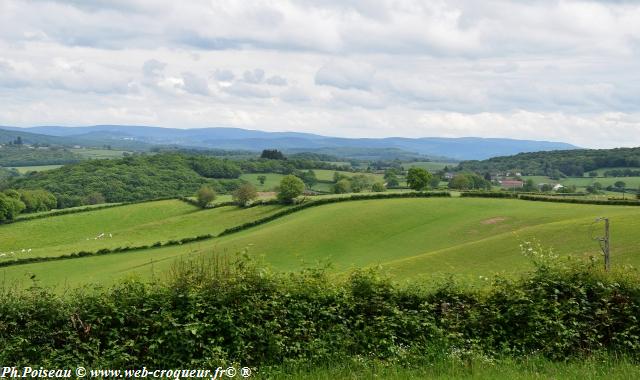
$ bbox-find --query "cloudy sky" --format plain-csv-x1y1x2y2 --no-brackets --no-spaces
1,0,639,147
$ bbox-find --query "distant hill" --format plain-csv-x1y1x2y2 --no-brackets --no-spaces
457,147,640,177
0,125,578,160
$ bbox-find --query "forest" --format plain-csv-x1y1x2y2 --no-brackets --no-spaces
457,147,640,177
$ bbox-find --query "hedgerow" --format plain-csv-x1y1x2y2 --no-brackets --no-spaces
1,254,639,368
518,195,640,206
460,191,518,198
0,192,450,268
0,234,214,268
218,192,450,236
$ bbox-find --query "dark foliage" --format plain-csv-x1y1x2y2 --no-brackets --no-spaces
458,147,640,177
1,259,638,367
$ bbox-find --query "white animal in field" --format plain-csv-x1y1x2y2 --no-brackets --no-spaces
27,249,32,253
109,233,113,238
0,253,5,257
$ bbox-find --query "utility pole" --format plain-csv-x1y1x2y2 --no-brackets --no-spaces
594,217,610,271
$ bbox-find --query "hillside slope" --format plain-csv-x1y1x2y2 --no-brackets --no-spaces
2,197,639,288
2,125,578,160
458,147,640,176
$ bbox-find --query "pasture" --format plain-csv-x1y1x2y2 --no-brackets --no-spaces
70,148,129,159
402,161,457,171
0,199,285,261
313,169,383,182
9,164,63,173
3,197,640,289
239,173,285,191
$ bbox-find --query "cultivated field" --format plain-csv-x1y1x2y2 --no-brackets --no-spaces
2,197,639,289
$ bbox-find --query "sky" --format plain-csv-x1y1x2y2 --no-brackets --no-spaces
1,0,640,148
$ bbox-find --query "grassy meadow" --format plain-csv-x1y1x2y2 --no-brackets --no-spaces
3,196,640,289
71,148,129,159
9,164,63,173
402,161,457,171
0,199,285,261
239,173,285,191
313,169,383,182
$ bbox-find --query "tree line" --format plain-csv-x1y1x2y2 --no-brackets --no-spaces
457,147,640,177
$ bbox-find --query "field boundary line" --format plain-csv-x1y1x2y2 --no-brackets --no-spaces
0,192,450,269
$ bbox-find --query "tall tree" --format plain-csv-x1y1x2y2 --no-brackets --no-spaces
406,168,431,191
277,175,305,204
232,183,258,207
196,185,216,208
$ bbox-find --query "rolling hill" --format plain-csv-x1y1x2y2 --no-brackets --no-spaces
2,197,638,289
1,125,578,160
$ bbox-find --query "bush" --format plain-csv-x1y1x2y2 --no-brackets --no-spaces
232,183,258,207
0,193,25,222
18,189,57,212
1,255,639,367
518,195,640,206
277,175,305,204
371,182,386,192
461,191,517,198
333,179,351,194
196,185,216,208
407,167,431,191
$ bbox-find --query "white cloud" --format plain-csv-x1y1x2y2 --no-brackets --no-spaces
0,0,639,147
315,60,375,90
180,71,210,96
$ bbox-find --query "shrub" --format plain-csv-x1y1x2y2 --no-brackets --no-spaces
232,183,258,207
1,255,639,367
277,175,305,204
333,179,351,194
371,182,386,192
0,193,25,222
407,167,431,191
196,185,216,208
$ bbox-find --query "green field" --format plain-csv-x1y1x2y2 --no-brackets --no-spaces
587,167,640,176
523,174,640,191
71,148,129,159
313,169,383,182
402,161,457,171
0,199,285,261
561,176,640,189
240,173,285,191
3,197,639,289
9,164,63,173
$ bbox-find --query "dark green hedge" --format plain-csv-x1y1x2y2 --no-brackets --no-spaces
0,234,213,268
219,192,450,236
1,260,638,367
0,192,450,268
461,191,518,198
5,196,185,225
518,195,640,206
